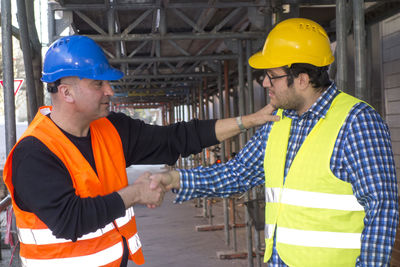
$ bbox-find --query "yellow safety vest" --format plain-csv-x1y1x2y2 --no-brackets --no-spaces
263,92,366,266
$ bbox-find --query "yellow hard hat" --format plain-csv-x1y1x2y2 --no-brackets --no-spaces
249,18,334,69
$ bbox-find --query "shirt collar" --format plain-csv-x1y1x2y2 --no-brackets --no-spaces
282,82,339,120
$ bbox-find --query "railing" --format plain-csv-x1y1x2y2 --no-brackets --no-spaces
0,195,11,212
0,194,20,267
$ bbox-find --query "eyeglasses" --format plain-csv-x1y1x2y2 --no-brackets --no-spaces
265,72,289,86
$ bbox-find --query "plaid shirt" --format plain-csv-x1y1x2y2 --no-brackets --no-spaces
176,82,398,266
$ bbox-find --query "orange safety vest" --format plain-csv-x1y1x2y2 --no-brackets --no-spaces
3,107,145,267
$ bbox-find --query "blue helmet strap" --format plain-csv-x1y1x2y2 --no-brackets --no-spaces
47,79,61,93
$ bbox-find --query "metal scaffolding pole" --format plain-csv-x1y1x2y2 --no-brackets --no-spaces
246,40,255,135
217,62,230,246
199,80,208,216
207,93,214,225
205,92,210,167
353,0,367,99
112,80,199,86
237,40,245,125
1,3,20,265
178,104,183,168
186,94,192,167
85,31,263,42
186,95,191,122
181,102,185,121
247,39,262,267
54,2,271,10
173,106,176,124
109,54,237,63
1,0,16,156
47,1,57,44
336,0,348,91
161,104,166,126
124,72,217,79
192,87,200,171
222,60,236,248
169,102,174,125
16,0,38,123
238,40,253,267
223,61,232,163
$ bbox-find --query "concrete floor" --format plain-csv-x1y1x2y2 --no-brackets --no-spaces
127,165,252,267
132,192,250,267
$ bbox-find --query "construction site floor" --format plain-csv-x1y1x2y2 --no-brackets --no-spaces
132,191,251,267
128,165,251,267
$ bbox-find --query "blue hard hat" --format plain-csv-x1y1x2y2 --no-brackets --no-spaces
41,35,123,83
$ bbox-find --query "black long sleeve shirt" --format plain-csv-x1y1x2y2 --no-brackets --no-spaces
12,112,218,241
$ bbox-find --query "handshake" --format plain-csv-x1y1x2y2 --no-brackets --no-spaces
119,170,181,209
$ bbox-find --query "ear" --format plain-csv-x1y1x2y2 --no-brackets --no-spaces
58,84,75,103
295,72,310,91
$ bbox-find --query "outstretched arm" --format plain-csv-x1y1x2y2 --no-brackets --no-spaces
109,103,279,166
149,124,270,202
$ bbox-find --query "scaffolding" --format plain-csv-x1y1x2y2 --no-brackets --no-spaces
2,0,400,266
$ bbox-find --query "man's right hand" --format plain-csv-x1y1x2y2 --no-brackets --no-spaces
149,170,181,191
118,172,166,209
241,104,280,128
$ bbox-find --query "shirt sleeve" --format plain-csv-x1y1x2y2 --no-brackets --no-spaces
336,103,399,266
107,112,219,166
12,137,126,241
174,123,272,203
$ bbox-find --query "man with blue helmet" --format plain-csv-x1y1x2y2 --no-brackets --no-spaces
3,35,279,266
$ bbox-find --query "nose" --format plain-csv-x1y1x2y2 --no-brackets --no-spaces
263,75,271,88
103,81,114,96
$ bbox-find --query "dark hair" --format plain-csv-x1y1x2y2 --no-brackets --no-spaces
284,63,331,92
47,79,61,93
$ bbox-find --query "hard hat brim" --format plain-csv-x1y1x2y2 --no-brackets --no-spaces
41,67,124,83
249,51,334,69
93,67,124,81
248,51,282,70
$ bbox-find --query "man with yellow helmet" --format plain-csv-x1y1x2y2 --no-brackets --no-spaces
151,18,398,266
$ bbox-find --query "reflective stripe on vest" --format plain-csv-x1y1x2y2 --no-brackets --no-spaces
19,207,137,246
264,225,361,249
127,231,142,255
20,237,125,267
265,187,364,211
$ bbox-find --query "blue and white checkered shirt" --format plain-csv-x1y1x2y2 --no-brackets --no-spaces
176,82,398,266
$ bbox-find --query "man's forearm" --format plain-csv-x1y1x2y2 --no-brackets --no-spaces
214,104,279,141
214,117,243,142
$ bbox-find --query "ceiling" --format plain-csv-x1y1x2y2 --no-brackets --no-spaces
50,0,400,107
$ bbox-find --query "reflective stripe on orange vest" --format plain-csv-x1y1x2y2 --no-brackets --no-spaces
20,240,124,267
20,233,143,267
18,207,137,245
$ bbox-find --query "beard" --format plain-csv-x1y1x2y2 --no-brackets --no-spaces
271,85,304,112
